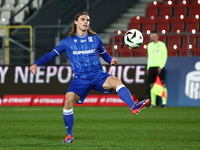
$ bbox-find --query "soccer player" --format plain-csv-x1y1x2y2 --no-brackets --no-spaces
29,12,150,143
146,31,168,108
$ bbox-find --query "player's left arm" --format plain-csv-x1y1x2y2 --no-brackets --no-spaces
100,51,118,65
97,35,118,65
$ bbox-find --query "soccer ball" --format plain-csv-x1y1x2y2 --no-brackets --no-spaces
124,29,143,49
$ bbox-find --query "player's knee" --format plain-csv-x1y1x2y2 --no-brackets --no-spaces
65,95,73,108
114,78,123,88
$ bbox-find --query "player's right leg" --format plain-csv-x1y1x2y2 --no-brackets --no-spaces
63,92,80,143
102,76,150,114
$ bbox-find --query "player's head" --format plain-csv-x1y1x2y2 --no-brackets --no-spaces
70,12,96,37
150,30,159,42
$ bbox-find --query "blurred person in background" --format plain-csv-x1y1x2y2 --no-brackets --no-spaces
146,31,168,108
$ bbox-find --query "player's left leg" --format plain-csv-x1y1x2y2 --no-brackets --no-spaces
102,76,150,114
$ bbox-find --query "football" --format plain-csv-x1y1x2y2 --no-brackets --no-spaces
124,29,143,49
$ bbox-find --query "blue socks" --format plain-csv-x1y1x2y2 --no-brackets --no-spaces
116,85,135,109
62,85,134,137
63,108,74,137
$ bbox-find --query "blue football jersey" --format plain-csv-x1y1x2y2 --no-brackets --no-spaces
54,33,106,79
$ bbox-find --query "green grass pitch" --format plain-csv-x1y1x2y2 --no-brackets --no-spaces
0,106,200,150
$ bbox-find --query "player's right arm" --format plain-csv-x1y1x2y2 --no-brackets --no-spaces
29,39,66,75
29,64,37,75
29,50,58,74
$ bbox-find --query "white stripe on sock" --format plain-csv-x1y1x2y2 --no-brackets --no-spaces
116,84,125,92
63,111,73,115
63,108,73,115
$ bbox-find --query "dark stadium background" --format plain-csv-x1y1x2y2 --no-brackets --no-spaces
0,0,200,106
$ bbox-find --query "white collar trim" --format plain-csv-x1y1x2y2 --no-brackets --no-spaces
75,33,88,38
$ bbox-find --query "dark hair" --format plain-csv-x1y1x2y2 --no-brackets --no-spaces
69,12,96,37
151,30,157,34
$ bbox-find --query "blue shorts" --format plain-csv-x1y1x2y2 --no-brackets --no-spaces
67,70,112,104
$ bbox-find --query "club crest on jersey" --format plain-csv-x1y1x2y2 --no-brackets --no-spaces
74,39,77,43
88,37,93,42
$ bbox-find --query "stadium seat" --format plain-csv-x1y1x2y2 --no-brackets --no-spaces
14,5,29,14
187,20,200,33
146,1,162,18
171,14,187,33
4,0,16,5
162,0,176,7
175,7,188,19
190,0,200,7
31,0,43,9
104,44,113,56
0,11,11,25
135,45,147,57
176,0,190,7
160,6,174,20
188,35,200,56
1,0,15,11
15,0,29,14
109,30,125,48
113,30,125,43
174,0,189,20
167,34,182,56
158,34,168,44
160,1,175,19
0,18,9,25
167,44,179,56
135,35,149,57
18,0,29,4
181,34,198,56
1,4,15,11
172,20,186,33
129,16,144,31
161,0,176,18
121,46,134,57
13,11,25,23
179,47,189,56
143,15,158,34
1,10,11,20
168,35,182,46
191,48,200,56
114,42,124,57
189,7,200,20
143,21,156,34
157,16,173,33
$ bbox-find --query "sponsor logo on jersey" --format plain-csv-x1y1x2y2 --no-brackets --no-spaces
80,39,86,43
73,49,95,55
74,39,77,43
88,37,93,42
